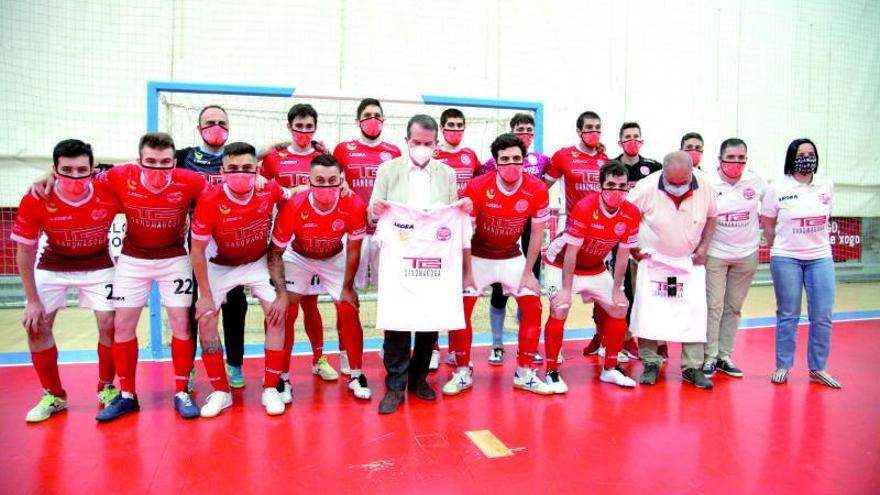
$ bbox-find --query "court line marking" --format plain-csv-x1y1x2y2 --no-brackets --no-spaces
465,430,514,458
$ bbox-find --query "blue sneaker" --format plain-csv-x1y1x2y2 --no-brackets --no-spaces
174,392,200,419
95,394,139,422
227,365,245,389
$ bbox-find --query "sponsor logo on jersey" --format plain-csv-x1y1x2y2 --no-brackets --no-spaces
91,208,109,221
652,279,685,298
819,193,831,205
332,219,345,232
219,204,231,215
743,187,756,200
514,199,529,213
349,152,367,158
779,194,798,202
436,227,451,241
720,211,750,222
346,142,358,151
403,257,442,277
613,222,627,235
394,222,414,230
796,216,827,227
380,151,393,162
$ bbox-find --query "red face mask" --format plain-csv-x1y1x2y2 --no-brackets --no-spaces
291,130,314,148
141,167,173,190
224,172,256,194
685,150,702,167
497,163,523,183
515,132,534,149
621,139,642,156
55,173,90,197
601,189,626,209
443,129,464,146
359,117,383,139
200,125,229,147
581,131,601,148
311,185,340,204
720,161,746,179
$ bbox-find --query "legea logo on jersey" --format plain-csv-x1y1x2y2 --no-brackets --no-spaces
194,151,204,160
45,202,58,213
127,179,138,190
486,189,496,200
300,210,309,220
403,257,442,278
277,151,288,158
346,143,358,151
219,204,232,215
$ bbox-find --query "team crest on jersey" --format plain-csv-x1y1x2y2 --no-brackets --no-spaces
528,155,538,165
461,154,471,166
819,193,831,205
167,191,184,203
436,227,451,241
613,222,627,235
346,142,358,151
127,178,138,190
514,199,529,213
597,159,605,166
219,204,231,215
743,187,756,200
91,208,109,221
380,151,393,162
332,219,345,232
640,165,650,176
45,202,58,213
486,188,496,200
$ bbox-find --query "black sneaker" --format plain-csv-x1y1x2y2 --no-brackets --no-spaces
640,362,660,385
716,359,743,378
682,368,713,389
701,360,716,378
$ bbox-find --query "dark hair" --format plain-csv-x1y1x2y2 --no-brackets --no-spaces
719,137,747,156
53,139,94,167
509,112,535,130
406,114,438,139
224,142,256,158
490,133,527,160
576,111,601,130
784,138,819,175
619,122,641,139
198,105,227,125
440,108,465,127
287,103,318,125
311,154,341,170
139,132,175,154
356,98,383,119
680,132,704,148
599,159,628,185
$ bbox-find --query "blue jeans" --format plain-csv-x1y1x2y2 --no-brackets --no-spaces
770,256,835,370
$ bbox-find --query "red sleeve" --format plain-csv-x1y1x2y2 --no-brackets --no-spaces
10,194,41,245
546,149,566,179
332,143,347,172
97,164,126,195
190,194,215,241
388,144,402,158
564,203,589,239
260,154,276,180
271,201,296,248
347,196,367,240
270,181,287,205
188,170,207,197
532,183,551,222
463,180,480,219
469,149,482,172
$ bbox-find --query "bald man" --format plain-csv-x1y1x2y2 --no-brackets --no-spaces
626,151,717,389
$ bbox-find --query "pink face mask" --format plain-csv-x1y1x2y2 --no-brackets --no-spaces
359,117,383,139
497,163,523,183
55,173,90,197
581,131,601,148
621,139,643,157
601,189,626,209
312,185,340,204
225,172,256,194
142,167,173,190
200,125,229,147
685,150,702,167
720,161,746,179
292,130,314,148
443,129,464,146
515,132,533,149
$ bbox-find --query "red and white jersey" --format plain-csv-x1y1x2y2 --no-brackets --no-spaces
99,163,206,259
333,139,401,205
272,190,367,259
761,174,833,260
11,183,122,271
465,171,550,260
260,146,323,188
547,146,608,213
433,147,481,198
191,181,287,266
545,193,640,276
708,169,768,260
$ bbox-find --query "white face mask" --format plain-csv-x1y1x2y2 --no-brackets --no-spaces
409,145,433,166
664,178,690,197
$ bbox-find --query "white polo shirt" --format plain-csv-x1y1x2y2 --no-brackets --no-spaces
627,170,718,258
761,174,833,260
707,169,768,260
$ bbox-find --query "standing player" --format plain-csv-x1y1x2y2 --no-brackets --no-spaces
443,133,552,396
261,103,339,381
13,139,121,422
545,111,608,213
543,160,641,392
268,154,373,401
680,132,705,170
190,142,289,416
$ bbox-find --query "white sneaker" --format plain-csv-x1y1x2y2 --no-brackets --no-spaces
200,391,233,418
600,367,637,388
278,378,293,405
261,388,286,415
513,367,554,395
312,356,340,381
544,370,569,394
488,347,504,365
442,368,474,395
429,350,440,371
444,353,457,367
339,351,351,375
348,374,372,400
26,393,67,423
598,346,630,363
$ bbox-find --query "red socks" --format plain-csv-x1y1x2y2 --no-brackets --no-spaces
516,295,543,367
264,348,286,388
171,337,195,394
601,315,627,370
449,297,478,367
97,342,115,391
31,346,65,397
113,338,139,394
201,349,230,391
336,302,363,370
282,302,299,374
544,317,565,372
301,295,324,363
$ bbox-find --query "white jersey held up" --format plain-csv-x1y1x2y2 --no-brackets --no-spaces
374,202,472,332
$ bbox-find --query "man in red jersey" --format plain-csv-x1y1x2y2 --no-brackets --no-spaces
190,142,290,416
546,110,608,214
433,108,481,198
268,154,373,401
543,160,640,392
442,133,553,396
13,139,122,422
261,103,340,382
92,133,207,422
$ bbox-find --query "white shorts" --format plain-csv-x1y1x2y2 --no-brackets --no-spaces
208,257,276,308
353,234,379,289
35,267,116,314
465,255,537,297
543,264,615,307
283,248,326,296
284,250,346,301
113,254,193,308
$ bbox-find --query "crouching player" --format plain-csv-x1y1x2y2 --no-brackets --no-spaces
190,142,290,416
543,160,640,391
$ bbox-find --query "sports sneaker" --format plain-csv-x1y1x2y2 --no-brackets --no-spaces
97,384,119,407
682,368,713,390
444,352,457,367
26,392,67,423
809,370,842,389
513,367,554,395
488,347,504,366
442,368,474,395
226,365,245,389
583,334,601,356
702,360,717,378
186,368,197,393
600,367,637,388
348,374,372,399
597,346,630,363
622,338,640,360
532,353,544,364
261,388,286,415
771,368,790,384
200,390,233,418
428,349,440,371
640,362,660,385
339,351,351,375
544,370,568,394
174,392,200,418
716,358,743,378
312,356,340,381
95,394,139,422
276,376,293,404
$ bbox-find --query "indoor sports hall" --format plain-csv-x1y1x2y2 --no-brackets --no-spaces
0,1,878,494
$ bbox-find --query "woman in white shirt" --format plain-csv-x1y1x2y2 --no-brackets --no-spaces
761,138,840,388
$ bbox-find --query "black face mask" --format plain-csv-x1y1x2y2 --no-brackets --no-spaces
793,155,818,174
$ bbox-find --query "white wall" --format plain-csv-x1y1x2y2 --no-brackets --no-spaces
1,0,878,214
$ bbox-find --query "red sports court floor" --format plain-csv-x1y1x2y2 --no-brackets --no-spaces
1,319,878,495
